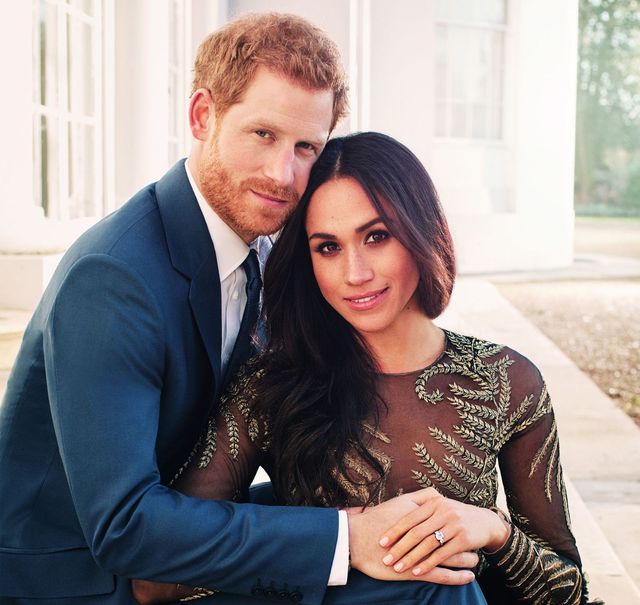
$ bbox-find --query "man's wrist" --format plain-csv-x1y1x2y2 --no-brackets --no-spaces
327,510,350,585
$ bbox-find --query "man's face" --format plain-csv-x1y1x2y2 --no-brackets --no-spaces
198,67,334,243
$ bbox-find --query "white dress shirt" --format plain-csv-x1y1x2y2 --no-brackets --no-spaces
184,161,350,585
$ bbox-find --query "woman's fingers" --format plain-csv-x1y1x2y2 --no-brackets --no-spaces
379,495,440,548
382,519,443,570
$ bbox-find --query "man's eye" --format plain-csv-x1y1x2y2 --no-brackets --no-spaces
255,130,271,138
297,142,316,153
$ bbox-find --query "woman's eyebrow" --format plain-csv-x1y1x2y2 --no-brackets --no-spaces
308,217,385,241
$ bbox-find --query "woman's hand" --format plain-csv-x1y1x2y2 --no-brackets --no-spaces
345,492,479,585
378,488,511,576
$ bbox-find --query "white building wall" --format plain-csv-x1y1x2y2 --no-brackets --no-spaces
229,0,578,274
0,0,579,309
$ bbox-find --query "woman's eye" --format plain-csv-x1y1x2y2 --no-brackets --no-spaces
366,230,389,244
316,241,340,255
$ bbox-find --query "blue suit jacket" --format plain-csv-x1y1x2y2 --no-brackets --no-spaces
0,161,338,604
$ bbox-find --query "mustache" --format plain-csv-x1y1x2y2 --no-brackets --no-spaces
243,177,299,204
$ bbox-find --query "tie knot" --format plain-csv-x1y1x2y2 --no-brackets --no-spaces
243,249,261,285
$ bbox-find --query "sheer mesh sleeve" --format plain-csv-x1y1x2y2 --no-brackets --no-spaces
483,359,593,605
132,361,268,604
171,360,268,502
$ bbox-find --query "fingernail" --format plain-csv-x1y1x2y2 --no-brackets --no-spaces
379,536,389,547
382,554,394,565
393,562,404,572
412,567,422,576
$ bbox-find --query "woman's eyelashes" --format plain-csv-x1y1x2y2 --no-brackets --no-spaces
314,230,391,256
365,229,390,245
314,240,340,255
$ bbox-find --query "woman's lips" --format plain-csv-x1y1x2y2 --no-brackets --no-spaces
344,287,389,310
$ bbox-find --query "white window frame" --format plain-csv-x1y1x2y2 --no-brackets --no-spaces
168,0,191,165
32,0,104,221
434,1,507,141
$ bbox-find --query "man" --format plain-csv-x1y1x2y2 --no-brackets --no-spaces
0,13,474,604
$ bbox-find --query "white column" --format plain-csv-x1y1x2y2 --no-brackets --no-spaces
0,2,36,248
114,0,171,205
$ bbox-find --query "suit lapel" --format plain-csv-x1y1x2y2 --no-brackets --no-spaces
155,160,222,388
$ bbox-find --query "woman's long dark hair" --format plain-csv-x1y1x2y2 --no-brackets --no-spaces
256,132,456,506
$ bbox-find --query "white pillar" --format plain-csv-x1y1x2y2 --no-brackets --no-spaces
114,0,171,204
0,2,36,248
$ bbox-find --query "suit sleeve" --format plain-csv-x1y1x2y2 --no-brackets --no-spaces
44,253,337,605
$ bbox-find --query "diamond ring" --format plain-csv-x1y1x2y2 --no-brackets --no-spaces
434,529,445,546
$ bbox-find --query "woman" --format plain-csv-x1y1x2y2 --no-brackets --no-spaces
134,132,597,604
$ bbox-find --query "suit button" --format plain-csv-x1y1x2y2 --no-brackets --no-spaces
251,579,265,596
264,582,278,598
290,590,303,602
278,589,290,600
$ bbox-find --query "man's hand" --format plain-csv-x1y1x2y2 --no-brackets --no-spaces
347,489,477,585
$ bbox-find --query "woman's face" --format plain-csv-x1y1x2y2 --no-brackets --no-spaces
305,177,422,341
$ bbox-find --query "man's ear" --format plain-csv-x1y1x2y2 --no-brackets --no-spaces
189,88,216,141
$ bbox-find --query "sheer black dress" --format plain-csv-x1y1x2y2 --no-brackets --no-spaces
175,331,596,604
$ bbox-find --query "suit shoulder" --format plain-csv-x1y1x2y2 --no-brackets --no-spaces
69,184,161,258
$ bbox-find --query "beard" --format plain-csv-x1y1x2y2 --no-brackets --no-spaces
198,139,300,243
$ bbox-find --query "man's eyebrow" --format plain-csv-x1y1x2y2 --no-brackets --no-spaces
308,218,385,241
246,120,327,147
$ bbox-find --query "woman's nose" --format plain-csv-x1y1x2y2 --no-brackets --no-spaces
345,250,374,285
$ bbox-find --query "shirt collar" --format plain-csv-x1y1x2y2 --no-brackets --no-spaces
185,159,249,282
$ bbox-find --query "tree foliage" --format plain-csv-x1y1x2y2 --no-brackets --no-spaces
575,0,640,212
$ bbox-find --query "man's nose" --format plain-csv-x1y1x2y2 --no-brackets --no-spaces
263,147,295,188
345,250,374,285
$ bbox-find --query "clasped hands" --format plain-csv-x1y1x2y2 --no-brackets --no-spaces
347,487,511,585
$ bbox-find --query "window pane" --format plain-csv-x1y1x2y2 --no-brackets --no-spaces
437,0,506,24
68,121,96,218
82,123,95,216
38,114,59,216
169,0,179,66
82,22,95,114
67,0,94,16
169,70,179,138
434,21,505,140
38,1,58,107
32,113,43,209
435,102,447,137
67,15,74,113
451,103,468,137
472,103,488,138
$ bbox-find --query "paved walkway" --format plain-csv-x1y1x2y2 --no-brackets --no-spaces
440,271,640,604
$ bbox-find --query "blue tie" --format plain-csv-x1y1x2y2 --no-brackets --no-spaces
223,249,262,385
241,249,262,341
